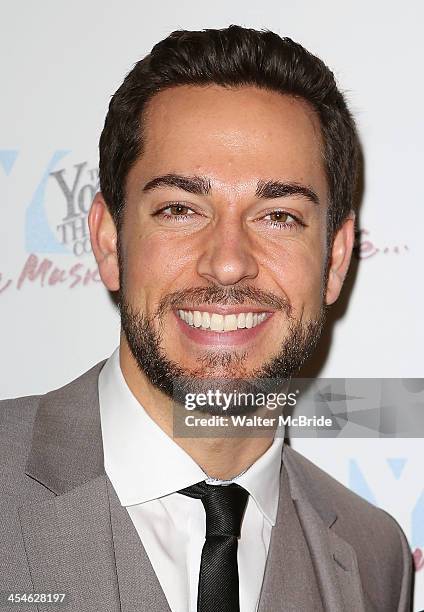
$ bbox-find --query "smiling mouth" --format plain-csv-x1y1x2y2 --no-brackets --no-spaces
177,308,271,332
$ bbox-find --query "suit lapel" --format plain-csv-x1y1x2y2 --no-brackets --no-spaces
328,527,372,611
258,466,324,612
24,362,106,496
283,446,367,612
18,475,120,612
294,499,370,611
106,478,172,612
21,361,170,612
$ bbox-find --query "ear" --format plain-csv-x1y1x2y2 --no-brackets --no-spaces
89,192,120,292
325,212,355,305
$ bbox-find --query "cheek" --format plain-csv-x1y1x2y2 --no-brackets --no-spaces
263,241,326,312
122,231,197,305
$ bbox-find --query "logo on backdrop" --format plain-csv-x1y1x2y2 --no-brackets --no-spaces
0,150,101,292
24,150,98,257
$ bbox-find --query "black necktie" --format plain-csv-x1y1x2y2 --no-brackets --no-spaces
178,481,249,612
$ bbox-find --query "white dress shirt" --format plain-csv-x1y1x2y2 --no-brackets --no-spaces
98,348,284,612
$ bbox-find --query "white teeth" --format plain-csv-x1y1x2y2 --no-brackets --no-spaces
202,311,210,329
237,312,246,328
178,309,268,331
224,314,238,331
210,313,224,331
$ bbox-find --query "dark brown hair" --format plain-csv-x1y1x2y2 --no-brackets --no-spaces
99,25,359,238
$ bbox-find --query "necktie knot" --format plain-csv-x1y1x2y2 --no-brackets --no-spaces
178,481,249,538
178,480,248,611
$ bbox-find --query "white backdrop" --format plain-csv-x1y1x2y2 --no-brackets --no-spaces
1,0,423,608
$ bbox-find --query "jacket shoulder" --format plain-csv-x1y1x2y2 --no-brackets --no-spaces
0,361,106,495
284,445,412,609
0,394,41,452
285,444,395,520
0,359,106,434
0,394,46,504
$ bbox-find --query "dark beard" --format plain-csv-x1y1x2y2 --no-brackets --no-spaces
119,287,326,415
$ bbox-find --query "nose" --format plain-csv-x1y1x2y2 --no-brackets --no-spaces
196,218,259,286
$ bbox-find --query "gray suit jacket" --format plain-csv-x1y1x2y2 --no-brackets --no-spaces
0,362,413,611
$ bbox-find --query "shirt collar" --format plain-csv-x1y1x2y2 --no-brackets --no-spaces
233,434,283,526
99,348,284,523
99,348,207,506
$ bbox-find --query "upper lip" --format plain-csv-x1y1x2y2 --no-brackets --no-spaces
174,305,275,315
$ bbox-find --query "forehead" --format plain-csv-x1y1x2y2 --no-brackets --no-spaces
136,84,326,198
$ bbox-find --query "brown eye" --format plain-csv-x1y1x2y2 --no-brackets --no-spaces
170,204,190,215
258,210,303,230
269,211,289,223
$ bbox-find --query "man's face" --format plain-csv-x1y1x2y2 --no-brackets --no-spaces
92,85,353,397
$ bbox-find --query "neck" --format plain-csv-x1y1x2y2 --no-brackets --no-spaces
119,341,275,480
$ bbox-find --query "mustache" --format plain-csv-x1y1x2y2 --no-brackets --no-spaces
156,285,292,319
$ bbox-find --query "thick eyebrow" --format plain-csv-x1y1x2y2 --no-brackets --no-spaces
255,180,320,205
142,173,319,205
142,174,211,195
